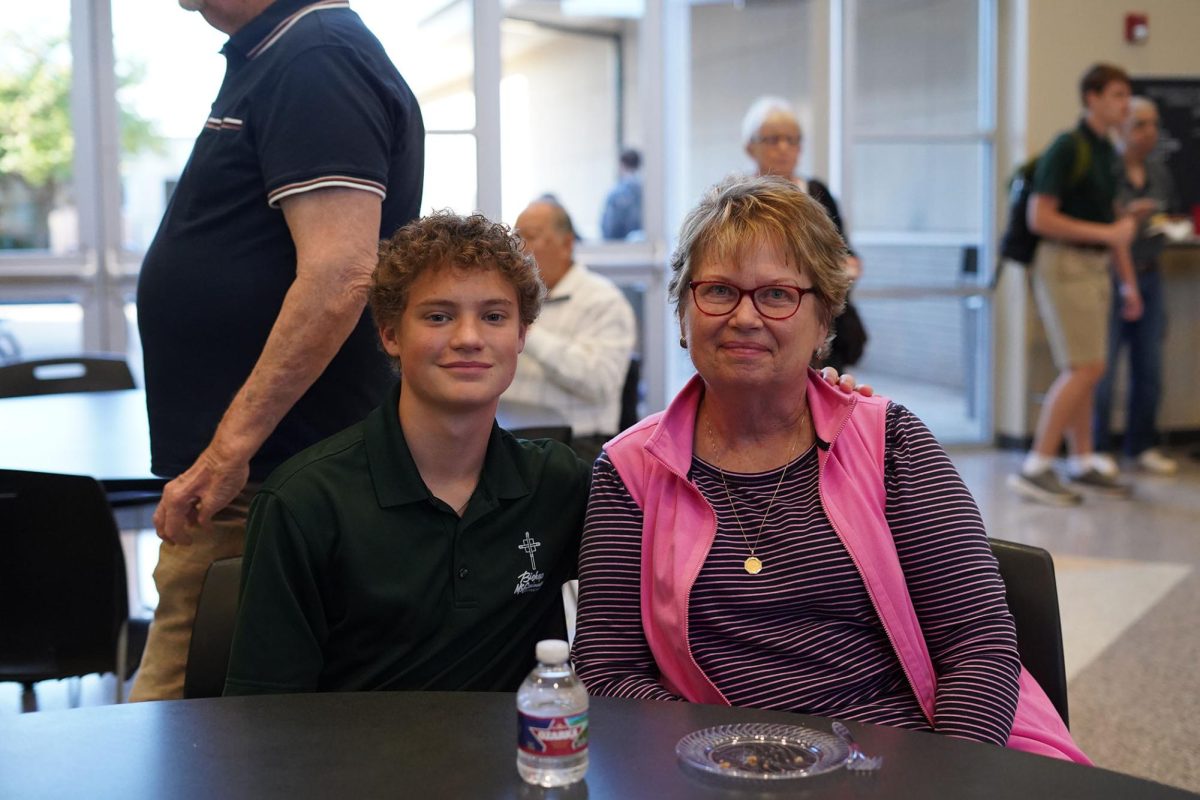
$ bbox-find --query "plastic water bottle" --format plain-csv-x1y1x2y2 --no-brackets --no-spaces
516,639,589,787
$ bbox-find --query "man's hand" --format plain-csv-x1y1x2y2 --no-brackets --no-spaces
820,366,874,397
1107,216,1137,248
1124,198,1160,222
155,445,250,545
1119,282,1144,322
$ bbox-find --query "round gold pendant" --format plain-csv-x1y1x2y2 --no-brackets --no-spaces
744,556,763,575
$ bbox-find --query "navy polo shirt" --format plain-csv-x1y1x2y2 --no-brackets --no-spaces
136,0,424,481
224,383,591,695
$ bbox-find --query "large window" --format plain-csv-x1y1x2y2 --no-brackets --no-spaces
360,0,480,216
0,3,75,254
112,1,224,254
0,2,85,367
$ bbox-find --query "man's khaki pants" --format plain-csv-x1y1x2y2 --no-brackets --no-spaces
129,486,259,701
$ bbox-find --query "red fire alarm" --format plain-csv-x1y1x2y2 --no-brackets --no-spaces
1125,13,1149,44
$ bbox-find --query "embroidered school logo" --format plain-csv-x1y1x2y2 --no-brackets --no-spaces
513,532,545,595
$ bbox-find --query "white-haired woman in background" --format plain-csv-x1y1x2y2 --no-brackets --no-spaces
742,96,866,371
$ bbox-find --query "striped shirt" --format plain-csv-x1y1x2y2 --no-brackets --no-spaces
573,403,1021,746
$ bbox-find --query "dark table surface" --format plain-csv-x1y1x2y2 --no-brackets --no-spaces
0,692,1192,799
0,389,160,490
0,390,567,490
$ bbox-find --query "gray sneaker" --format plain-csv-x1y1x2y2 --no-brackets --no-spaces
1068,468,1134,498
1007,470,1083,506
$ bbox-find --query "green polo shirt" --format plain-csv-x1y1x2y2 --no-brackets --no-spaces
1031,119,1120,224
224,382,590,695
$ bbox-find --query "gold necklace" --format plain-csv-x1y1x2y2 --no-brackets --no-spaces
704,408,806,575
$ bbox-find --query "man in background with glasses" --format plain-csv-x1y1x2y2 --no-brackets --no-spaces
508,198,636,463
132,0,423,700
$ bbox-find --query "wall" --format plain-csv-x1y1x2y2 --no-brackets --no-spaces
1025,0,1200,154
687,1,819,205
994,0,1200,444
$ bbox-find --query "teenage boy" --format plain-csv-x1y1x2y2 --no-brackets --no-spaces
1008,63,1146,506
224,212,590,694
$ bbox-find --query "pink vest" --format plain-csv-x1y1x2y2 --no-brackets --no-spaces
604,370,1090,764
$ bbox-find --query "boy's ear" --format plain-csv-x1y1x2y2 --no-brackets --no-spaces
379,322,402,359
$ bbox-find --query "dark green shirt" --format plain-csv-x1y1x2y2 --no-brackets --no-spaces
224,383,590,695
1032,120,1120,224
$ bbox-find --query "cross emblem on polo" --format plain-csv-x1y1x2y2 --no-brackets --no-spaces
518,532,541,570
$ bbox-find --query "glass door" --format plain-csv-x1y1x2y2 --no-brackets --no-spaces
841,0,996,443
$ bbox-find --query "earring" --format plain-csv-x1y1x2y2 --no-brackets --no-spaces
679,336,688,349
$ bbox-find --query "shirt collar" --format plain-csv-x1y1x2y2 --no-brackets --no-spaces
364,382,532,509
642,369,852,476
224,0,345,62
1075,118,1114,150
547,261,585,302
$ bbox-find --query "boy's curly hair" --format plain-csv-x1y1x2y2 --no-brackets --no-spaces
370,210,545,330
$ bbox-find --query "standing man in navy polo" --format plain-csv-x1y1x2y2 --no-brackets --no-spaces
132,0,423,700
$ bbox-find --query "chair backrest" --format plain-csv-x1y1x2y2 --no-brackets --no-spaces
619,356,641,432
0,470,129,684
0,355,136,398
989,538,1070,727
184,556,243,699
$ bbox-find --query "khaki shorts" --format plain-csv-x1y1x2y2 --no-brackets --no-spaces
1031,241,1111,369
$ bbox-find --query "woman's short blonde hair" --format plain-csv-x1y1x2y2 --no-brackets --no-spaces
370,210,545,331
669,175,851,345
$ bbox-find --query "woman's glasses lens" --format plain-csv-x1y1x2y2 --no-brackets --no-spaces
692,282,802,320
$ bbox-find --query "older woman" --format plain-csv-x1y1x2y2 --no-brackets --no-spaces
572,176,1087,762
743,96,860,281
743,96,865,369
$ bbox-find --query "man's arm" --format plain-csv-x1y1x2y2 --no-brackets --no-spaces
521,289,636,405
155,188,381,544
1028,192,1134,247
1028,193,1142,320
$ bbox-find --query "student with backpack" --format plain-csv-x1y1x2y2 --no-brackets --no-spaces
1007,63,1147,507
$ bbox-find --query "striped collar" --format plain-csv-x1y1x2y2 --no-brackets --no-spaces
225,0,350,62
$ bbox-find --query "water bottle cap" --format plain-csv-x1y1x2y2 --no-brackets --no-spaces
536,639,570,664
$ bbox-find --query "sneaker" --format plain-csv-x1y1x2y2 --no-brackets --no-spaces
1007,470,1083,506
1090,453,1120,477
1068,467,1134,498
1136,448,1178,475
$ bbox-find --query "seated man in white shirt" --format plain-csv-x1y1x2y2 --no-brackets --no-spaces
508,198,637,462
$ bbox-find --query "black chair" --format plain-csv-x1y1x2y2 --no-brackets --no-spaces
990,538,1070,727
0,355,135,399
184,556,243,699
0,469,134,709
619,356,642,431
0,356,160,512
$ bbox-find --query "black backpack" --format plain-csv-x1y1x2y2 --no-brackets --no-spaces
998,131,1091,266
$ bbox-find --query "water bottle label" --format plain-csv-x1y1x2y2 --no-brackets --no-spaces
517,712,589,757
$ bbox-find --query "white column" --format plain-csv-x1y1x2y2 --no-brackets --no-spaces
473,0,503,220
71,0,125,353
